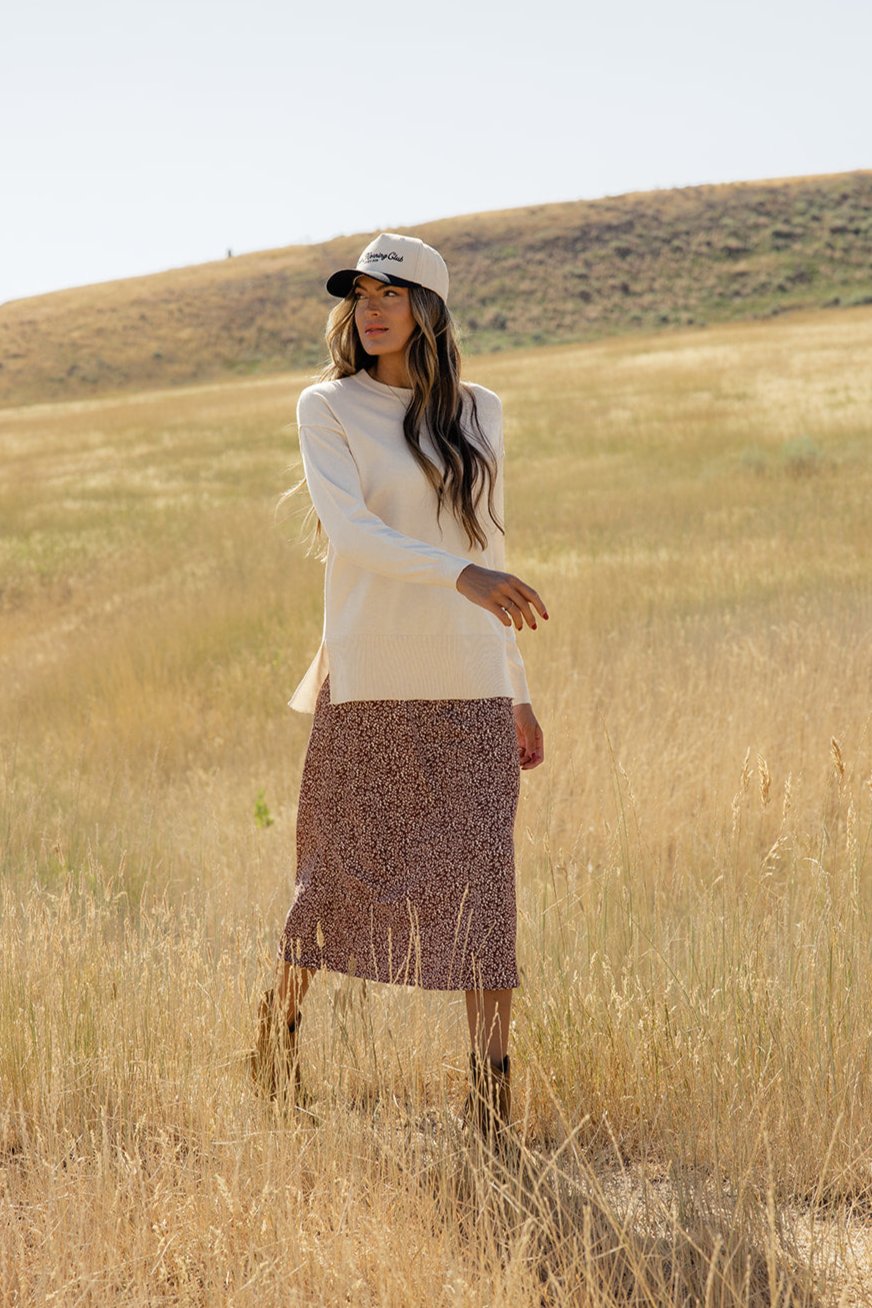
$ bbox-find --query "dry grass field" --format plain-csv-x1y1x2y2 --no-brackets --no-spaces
1,305,871,1304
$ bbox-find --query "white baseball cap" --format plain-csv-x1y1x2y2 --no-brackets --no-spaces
325,232,449,304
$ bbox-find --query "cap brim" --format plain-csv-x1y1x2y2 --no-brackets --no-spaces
325,269,421,298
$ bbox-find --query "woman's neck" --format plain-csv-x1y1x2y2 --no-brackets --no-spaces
368,360,412,389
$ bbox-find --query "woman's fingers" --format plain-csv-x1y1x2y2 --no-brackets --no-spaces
509,580,548,625
499,581,546,630
456,564,548,630
499,599,524,630
513,705,544,768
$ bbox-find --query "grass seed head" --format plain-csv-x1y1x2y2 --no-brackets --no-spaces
830,737,846,781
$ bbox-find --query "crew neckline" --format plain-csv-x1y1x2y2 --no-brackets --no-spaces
354,367,413,397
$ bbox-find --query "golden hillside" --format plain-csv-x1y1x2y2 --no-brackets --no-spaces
1,168,870,408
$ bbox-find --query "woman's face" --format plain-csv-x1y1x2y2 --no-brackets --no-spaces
353,274,416,358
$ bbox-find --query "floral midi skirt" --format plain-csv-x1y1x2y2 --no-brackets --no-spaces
278,674,521,991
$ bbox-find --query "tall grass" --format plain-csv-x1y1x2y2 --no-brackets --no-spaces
2,307,871,1303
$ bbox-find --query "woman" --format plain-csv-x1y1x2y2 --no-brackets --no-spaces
251,232,547,1145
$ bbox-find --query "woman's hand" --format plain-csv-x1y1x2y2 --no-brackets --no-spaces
455,563,548,630
455,563,547,770
513,702,544,769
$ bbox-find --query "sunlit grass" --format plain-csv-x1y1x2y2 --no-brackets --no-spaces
1,307,871,1303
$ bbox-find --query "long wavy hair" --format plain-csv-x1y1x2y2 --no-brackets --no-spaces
279,278,502,561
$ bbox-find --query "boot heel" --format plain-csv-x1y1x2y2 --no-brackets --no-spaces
250,987,304,1104
462,1048,512,1145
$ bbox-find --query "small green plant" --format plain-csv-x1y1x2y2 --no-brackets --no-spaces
254,789,274,829
781,434,824,477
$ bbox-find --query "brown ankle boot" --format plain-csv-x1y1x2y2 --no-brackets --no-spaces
249,987,303,1103
463,1048,512,1145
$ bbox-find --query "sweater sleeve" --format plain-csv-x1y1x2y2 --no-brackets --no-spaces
490,398,532,707
297,388,472,587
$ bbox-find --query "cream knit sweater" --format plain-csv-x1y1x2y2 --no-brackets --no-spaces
287,367,531,713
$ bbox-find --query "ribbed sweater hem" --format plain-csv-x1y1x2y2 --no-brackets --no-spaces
287,633,515,713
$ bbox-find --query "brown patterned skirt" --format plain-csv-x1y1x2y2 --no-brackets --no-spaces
278,674,521,991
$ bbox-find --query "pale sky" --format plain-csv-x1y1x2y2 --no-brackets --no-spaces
2,0,869,305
